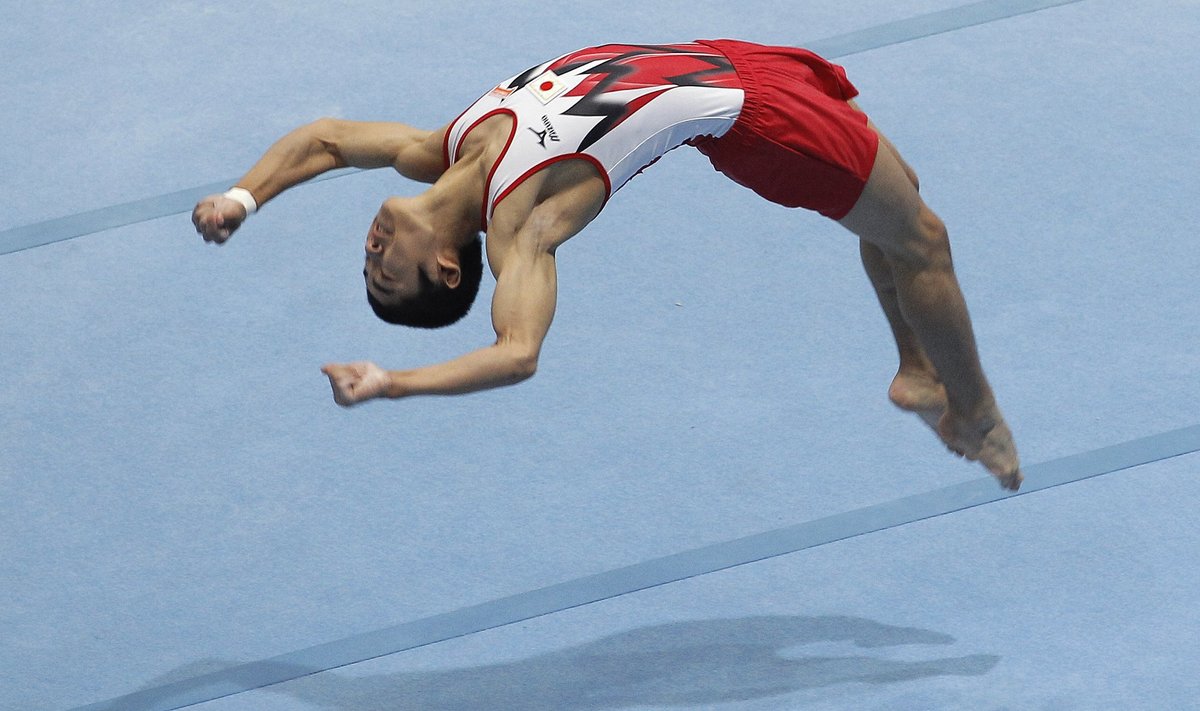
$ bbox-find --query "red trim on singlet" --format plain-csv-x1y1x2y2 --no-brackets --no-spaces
490,153,612,226
442,106,472,170
450,108,519,229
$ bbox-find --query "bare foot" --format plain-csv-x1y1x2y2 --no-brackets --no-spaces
888,368,948,435
889,370,1023,491
938,410,1024,491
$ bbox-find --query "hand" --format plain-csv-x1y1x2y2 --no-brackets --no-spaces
321,361,391,407
192,194,248,244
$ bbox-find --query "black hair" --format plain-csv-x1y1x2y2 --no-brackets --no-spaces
367,234,484,328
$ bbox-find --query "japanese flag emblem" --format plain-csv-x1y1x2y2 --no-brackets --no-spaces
527,70,569,104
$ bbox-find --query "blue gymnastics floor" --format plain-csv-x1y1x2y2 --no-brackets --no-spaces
2,1,1198,709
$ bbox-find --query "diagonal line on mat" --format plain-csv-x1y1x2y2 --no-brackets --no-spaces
0,170,359,256
3,0,1084,257
805,0,1084,58
70,423,1200,711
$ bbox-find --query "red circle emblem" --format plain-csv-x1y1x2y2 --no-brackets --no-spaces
539,81,554,92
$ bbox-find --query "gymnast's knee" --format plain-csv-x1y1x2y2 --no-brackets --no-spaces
898,208,952,271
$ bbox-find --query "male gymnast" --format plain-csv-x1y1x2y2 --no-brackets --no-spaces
192,40,1023,490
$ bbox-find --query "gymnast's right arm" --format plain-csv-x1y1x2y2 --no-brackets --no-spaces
192,118,448,243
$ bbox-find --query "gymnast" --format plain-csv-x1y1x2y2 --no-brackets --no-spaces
192,40,1022,490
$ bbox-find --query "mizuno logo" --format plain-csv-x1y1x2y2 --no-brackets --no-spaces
529,115,560,148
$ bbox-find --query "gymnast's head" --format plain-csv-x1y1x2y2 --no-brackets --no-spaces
363,196,484,328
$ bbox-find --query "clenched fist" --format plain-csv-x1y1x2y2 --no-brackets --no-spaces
321,361,391,406
192,194,249,244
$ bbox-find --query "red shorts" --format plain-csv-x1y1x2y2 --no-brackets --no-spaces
692,39,879,220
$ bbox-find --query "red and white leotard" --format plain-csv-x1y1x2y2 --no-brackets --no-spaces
445,40,880,224
443,43,745,229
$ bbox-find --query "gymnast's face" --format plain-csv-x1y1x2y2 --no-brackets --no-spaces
363,199,429,304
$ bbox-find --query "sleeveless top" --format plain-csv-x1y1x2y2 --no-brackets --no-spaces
443,43,745,228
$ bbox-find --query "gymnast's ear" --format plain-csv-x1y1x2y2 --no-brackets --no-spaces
435,252,462,289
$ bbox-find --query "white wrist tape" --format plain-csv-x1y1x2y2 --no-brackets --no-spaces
222,187,258,215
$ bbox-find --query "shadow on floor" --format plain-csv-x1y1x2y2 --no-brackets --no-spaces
135,615,999,710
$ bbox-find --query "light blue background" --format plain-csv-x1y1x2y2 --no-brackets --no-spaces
2,1,1197,709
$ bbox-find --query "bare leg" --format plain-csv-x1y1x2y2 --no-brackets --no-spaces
839,124,1021,490
851,109,949,431
860,239,948,431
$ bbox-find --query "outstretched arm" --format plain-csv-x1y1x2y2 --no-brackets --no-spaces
321,242,559,403
193,118,447,242
321,158,607,406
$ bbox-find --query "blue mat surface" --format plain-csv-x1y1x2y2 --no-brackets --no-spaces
3,1,1197,709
